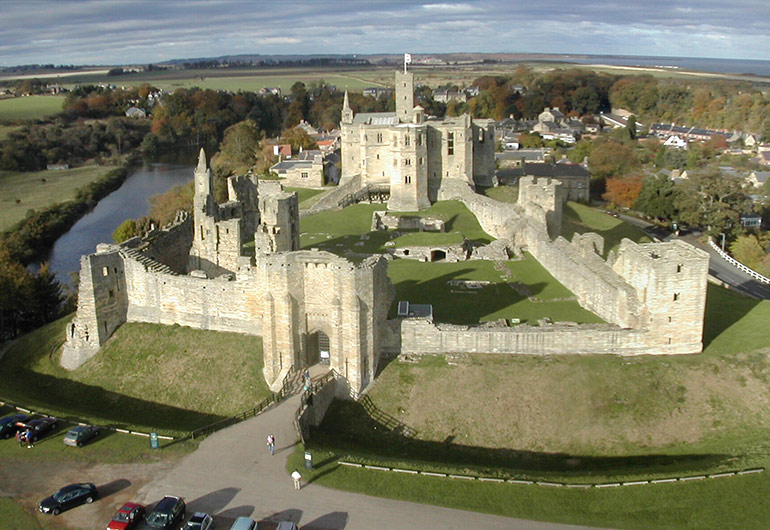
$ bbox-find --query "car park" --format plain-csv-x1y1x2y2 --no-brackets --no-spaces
108,501,146,530
39,482,98,515
143,495,186,529
229,517,256,530
183,512,214,530
19,417,58,443
63,424,100,447
0,413,29,438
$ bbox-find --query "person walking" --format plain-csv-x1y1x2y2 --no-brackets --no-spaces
291,469,302,490
266,434,275,456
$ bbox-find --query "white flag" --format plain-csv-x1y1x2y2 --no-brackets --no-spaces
404,53,412,64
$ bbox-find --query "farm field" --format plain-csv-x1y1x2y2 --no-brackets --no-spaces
0,165,117,233
0,95,64,121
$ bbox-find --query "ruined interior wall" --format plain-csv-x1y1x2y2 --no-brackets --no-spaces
123,256,262,335
139,215,194,273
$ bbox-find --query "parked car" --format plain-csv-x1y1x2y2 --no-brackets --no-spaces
63,424,100,447
108,501,146,530
184,512,214,530
143,495,186,529
17,417,58,443
229,517,256,530
39,482,98,515
0,413,29,438
276,523,298,530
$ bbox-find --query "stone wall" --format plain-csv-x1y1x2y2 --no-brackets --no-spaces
400,318,652,356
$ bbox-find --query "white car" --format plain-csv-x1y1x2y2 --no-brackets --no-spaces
184,512,214,530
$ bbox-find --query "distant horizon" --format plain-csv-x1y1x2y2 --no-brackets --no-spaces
1,1,768,67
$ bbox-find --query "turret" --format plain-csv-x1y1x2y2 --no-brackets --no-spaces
341,90,353,125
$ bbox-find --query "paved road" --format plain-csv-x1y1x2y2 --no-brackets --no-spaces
137,393,593,529
618,213,770,300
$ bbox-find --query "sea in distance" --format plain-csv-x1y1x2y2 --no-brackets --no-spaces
537,54,770,77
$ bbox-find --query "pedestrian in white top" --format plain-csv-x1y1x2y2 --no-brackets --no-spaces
291,469,302,490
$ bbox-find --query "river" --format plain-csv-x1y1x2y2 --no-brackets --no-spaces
38,157,195,284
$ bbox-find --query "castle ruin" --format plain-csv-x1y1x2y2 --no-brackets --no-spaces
62,70,710,397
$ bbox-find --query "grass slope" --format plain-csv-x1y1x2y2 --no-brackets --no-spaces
0,165,117,232
282,186,326,207
0,317,269,435
561,201,651,256
0,124,20,141
0,497,44,530
0,96,64,121
300,285,770,528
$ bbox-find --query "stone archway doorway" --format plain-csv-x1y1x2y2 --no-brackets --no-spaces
307,330,331,366
431,249,446,262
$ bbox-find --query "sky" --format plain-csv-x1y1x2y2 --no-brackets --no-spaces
0,0,769,66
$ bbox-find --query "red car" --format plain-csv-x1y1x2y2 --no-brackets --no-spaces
107,502,146,530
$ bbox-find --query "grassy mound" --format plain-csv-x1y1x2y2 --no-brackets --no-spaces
301,284,770,527
561,201,651,255
0,317,269,434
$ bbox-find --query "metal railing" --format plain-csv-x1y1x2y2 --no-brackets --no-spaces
709,237,770,285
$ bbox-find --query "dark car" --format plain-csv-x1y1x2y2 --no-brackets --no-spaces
63,425,100,447
19,417,58,443
184,512,213,530
39,482,98,515
143,496,185,529
108,501,146,530
0,414,29,438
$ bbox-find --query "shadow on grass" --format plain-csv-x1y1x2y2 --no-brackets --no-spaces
310,400,734,479
389,266,550,324
702,283,761,350
3,368,225,433
561,203,650,258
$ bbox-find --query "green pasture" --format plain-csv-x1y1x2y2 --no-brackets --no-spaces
0,165,117,233
0,497,45,530
0,317,269,436
0,96,63,121
283,186,327,207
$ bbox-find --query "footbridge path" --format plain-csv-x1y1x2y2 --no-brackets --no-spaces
136,390,593,529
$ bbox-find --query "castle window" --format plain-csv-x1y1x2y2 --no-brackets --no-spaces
200,226,205,240
417,134,423,146
405,158,411,166
668,316,673,323
376,133,383,143
301,172,308,179
419,157,424,165
673,293,680,301
479,128,485,142
405,135,410,146
405,176,411,184
102,267,109,276
677,264,683,273
364,135,368,141
109,289,114,299
448,132,454,155
376,154,380,160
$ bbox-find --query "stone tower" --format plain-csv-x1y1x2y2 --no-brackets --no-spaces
388,123,430,211
341,90,353,125
395,70,414,122
518,176,564,239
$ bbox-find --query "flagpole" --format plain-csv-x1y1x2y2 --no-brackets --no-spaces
404,54,407,74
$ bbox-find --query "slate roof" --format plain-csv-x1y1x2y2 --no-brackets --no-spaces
352,112,399,126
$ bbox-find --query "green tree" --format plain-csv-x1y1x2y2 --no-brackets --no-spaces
113,219,138,243
676,169,751,235
587,140,640,180
729,235,766,269
634,174,678,219
211,119,262,177
281,127,318,152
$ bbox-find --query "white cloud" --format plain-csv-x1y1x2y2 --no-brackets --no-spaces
258,37,302,45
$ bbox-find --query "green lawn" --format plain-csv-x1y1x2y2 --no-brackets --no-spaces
0,317,270,436
0,165,117,232
388,256,602,324
0,497,45,530
478,185,519,203
561,201,651,256
298,283,770,528
283,186,327,207
0,96,63,121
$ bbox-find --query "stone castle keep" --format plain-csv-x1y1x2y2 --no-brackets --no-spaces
62,70,710,395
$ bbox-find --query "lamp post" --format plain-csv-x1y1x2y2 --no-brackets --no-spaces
720,232,726,252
